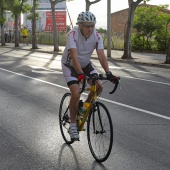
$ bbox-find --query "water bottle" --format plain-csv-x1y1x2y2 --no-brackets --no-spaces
80,102,90,116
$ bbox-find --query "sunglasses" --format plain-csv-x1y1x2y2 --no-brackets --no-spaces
82,24,95,29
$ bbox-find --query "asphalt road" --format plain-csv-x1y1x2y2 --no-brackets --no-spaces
0,47,170,170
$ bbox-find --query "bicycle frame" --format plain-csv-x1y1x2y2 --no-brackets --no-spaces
77,84,97,131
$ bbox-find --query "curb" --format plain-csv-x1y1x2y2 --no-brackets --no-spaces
108,58,170,69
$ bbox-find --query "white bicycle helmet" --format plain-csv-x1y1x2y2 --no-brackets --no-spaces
76,11,96,24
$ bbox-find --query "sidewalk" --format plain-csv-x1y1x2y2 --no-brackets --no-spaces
2,43,170,69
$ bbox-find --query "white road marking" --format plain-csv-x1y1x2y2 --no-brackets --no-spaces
28,65,54,70
28,65,62,74
99,97,170,121
0,67,68,90
28,65,54,72
0,67,170,121
32,70,62,74
22,65,170,86
109,66,157,74
93,64,157,75
125,76,170,86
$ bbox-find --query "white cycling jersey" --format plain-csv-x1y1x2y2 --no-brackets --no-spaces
61,26,104,68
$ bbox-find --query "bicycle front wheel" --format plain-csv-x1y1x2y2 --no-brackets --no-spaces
87,101,113,162
59,92,74,144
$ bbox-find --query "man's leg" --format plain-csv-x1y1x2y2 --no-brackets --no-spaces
69,84,80,123
61,63,80,140
26,37,28,45
68,84,80,141
22,37,25,44
23,37,27,45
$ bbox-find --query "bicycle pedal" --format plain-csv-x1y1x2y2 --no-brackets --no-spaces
71,138,80,141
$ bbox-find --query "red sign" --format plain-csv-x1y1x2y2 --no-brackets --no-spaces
45,11,66,32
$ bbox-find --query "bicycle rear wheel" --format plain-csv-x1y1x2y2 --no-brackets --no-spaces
59,92,74,144
87,101,113,162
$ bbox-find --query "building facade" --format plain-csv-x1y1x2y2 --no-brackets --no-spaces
111,9,128,38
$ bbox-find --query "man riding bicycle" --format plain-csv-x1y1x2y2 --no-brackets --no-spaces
61,11,118,141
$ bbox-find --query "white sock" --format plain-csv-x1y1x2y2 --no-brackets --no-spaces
70,123,76,127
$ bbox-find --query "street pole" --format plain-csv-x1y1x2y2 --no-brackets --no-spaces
107,0,111,58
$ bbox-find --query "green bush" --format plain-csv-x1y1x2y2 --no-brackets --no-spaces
154,30,170,51
132,34,144,51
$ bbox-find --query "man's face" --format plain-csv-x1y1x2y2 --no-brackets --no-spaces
79,22,95,38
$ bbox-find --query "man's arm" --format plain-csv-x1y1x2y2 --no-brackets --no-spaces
70,48,83,74
97,49,119,83
97,49,110,73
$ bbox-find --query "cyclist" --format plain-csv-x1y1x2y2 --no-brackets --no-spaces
61,11,118,141
21,26,28,45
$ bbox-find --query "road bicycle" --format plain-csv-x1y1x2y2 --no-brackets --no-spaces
59,74,120,162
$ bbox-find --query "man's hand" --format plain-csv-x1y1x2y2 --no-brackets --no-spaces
106,71,119,84
77,73,85,83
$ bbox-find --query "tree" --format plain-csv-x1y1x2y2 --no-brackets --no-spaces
0,0,7,46
132,5,170,51
122,0,149,59
165,39,170,64
85,0,101,11
49,0,60,51
96,27,107,34
6,0,31,47
31,0,39,49
49,0,73,51
66,25,71,32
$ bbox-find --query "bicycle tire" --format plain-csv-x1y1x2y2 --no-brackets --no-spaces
59,92,74,144
87,101,113,162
